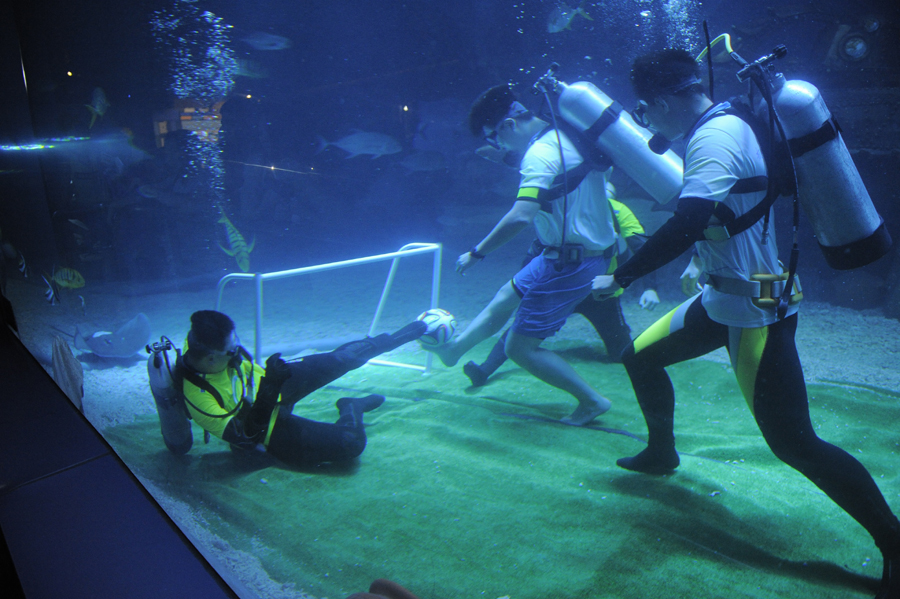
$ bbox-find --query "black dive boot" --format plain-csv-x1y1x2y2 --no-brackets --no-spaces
877,552,900,599
616,441,680,475
877,525,900,599
335,394,386,427
465,329,511,387
463,361,489,387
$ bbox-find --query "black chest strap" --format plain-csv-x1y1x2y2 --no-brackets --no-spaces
530,120,613,212
175,355,243,419
687,101,779,242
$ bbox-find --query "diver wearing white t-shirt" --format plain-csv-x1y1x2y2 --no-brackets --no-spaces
592,48,900,599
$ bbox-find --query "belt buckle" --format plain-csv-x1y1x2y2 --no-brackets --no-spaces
750,273,803,307
559,244,584,265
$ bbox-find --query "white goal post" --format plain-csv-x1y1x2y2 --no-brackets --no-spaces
214,243,443,373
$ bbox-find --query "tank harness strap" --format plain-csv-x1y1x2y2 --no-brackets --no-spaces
687,100,780,243
175,355,242,419
583,100,623,142
729,175,769,195
788,115,840,159
702,176,773,242
531,119,613,212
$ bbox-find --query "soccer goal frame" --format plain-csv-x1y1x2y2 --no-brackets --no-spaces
214,242,443,373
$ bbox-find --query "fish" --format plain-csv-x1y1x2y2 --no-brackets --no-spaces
1,238,27,279
42,274,59,305
68,218,89,230
216,204,255,272
86,87,110,129
234,58,268,79
398,150,448,173
241,31,292,51
316,131,402,159
73,313,151,359
51,267,85,289
547,1,593,33
51,336,84,411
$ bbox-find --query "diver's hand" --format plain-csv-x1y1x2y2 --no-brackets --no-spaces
456,251,479,275
680,256,703,296
475,145,508,164
639,289,659,310
592,275,620,300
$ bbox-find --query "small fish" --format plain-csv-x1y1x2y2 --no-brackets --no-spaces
317,131,402,159
234,58,268,79
42,274,59,305
68,218,89,230
547,1,593,33
216,204,255,272
51,267,86,289
241,31,292,51
78,295,86,317
86,87,110,129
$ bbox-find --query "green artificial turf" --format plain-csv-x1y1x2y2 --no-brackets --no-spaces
105,343,899,599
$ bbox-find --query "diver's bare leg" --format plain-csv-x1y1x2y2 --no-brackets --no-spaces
427,281,520,367
506,331,611,426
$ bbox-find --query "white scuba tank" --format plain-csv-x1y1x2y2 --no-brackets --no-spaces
147,341,193,455
772,75,891,269
555,80,684,205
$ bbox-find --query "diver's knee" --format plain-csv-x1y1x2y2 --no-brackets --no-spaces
620,343,640,371
340,430,367,459
504,332,537,363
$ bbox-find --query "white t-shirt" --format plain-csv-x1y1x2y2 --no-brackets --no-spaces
519,129,616,251
682,112,799,327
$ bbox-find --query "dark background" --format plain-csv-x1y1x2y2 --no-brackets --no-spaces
2,0,899,310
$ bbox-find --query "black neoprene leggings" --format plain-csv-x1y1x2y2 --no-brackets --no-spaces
621,297,899,549
265,352,364,466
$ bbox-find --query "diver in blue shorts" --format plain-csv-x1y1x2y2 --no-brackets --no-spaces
426,84,618,426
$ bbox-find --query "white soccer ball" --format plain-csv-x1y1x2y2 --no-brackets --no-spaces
417,308,458,347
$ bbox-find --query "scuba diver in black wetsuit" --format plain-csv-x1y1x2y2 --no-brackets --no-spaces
178,310,426,466
592,48,900,598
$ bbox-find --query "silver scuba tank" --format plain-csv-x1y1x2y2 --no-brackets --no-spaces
555,80,684,205
771,75,891,269
147,338,193,455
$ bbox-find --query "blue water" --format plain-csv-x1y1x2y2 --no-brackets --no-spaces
2,0,899,597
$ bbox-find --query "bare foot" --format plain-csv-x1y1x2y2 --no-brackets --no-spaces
421,340,461,367
560,396,612,426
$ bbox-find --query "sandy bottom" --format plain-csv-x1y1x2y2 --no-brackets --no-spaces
8,242,900,599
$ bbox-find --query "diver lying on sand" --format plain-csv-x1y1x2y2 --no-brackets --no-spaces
179,310,426,467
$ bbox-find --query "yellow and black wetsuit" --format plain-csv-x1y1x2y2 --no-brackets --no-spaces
181,321,426,466
612,130,900,562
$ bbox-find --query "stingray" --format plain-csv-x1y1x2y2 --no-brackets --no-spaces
72,312,151,358
51,335,84,411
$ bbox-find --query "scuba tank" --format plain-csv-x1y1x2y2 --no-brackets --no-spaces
701,35,891,271
146,337,193,455
769,75,890,269
534,64,684,205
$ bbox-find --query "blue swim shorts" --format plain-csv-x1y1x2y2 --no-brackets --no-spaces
511,252,611,338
